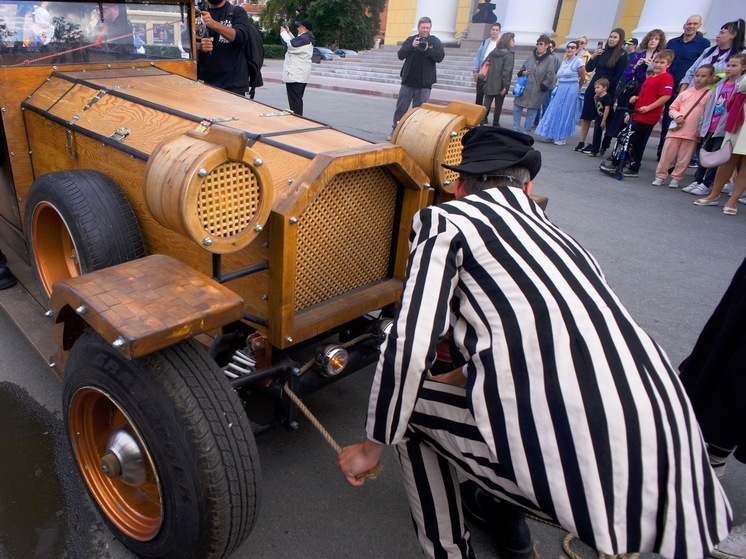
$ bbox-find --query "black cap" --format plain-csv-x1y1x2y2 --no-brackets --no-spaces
442,127,542,179
625,38,638,46
295,18,313,31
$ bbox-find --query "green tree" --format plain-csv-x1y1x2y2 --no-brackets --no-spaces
263,0,384,50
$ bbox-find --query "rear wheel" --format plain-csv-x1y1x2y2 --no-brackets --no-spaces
24,170,145,303
63,331,260,559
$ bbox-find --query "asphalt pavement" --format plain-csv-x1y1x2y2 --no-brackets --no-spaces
1,76,745,559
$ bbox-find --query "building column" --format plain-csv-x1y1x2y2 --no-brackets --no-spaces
631,0,714,42
503,0,559,45
414,0,459,45
566,0,624,47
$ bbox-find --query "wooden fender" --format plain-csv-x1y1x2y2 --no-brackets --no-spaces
143,125,273,254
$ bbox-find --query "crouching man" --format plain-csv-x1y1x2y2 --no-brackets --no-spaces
338,127,732,559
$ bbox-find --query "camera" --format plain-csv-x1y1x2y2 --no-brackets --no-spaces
417,37,429,51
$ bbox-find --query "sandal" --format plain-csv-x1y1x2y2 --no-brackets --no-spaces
693,198,719,206
723,206,737,216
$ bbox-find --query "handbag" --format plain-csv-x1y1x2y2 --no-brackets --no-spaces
699,139,733,168
478,59,490,80
512,75,527,97
669,88,710,132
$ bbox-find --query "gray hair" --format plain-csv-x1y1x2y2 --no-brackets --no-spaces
460,165,531,195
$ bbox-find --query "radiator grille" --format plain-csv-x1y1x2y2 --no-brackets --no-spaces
295,167,398,311
198,162,261,238
442,127,467,185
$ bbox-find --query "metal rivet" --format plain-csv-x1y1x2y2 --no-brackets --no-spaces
443,180,451,186
424,182,431,189
262,241,269,248
285,336,293,343
52,65,57,71
75,305,86,315
198,168,208,177
44,310,54,317
254,224,263,232
287,179,294,184
112,337,125,348
49,362,56,368
289,217,298,224
9,152,14,157
203,237,213,246
450,131,458,137
254,158,263,166
261,294,268,301
289,421,299,430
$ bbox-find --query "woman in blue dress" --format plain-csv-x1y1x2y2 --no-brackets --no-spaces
536,40,586,145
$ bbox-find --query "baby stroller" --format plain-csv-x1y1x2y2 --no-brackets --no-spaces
599,110,635,181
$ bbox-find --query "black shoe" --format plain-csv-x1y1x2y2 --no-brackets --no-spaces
580,145,593,154
622,168,639,177
0,264,16,290
460,481,533,559
573,142,585,152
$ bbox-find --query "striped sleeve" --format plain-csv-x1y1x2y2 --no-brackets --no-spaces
366,206,462,445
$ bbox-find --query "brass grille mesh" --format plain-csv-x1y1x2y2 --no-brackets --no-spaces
442,127,468,184
198,162,261,238
294,167,398,311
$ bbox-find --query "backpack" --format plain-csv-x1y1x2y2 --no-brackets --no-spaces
226,4,264,98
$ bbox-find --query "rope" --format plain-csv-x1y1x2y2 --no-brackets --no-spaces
282,382,382,480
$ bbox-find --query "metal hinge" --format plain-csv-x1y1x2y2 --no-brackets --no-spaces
109,127,131,142
84,89,108,110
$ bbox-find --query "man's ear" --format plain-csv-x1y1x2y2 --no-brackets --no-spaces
524,180,533,196
454,177,466,199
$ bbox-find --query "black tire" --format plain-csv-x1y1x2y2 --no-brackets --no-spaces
63,330,261,559
24,170,145,303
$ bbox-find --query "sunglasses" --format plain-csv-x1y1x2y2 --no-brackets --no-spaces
578,41,586,44
567,45,578,49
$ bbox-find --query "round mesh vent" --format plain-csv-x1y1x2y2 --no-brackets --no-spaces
198,161,262,239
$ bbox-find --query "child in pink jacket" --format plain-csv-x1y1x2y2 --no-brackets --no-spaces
653,64,715,187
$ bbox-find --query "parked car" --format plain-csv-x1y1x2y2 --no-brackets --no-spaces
333,48,358,57
312,46,340,63
0,1,486,558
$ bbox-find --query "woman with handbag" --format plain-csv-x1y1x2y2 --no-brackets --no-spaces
481,33,515,127
512,34,556,133
535,40,586,145
652,64,713,187
694,57,746,215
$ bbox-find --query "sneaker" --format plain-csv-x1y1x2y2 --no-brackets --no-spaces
682,181,701,193
623,168,639,178
711,523,746,559
723,182,734,195
588,152,598,157
651,178,664,186
739,197,746,205
539,136,553,143
688,160,699,168
599,149,606,157
669,179,679,188
689,183,712,196
580,145,593,154
553,139,567,146
573,142,585,152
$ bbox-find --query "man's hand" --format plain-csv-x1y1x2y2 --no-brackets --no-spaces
201,10,215,29
338,439,384,487
200,37,214,53
431,367,467,387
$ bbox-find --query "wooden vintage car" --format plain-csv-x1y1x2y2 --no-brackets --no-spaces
0,1,486,557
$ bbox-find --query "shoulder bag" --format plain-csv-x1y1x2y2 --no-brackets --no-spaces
668,88,710,131
699,139,732,168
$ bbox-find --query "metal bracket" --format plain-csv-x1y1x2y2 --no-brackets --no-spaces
206,115,239,123
66,129,76,159
259,109,294,117
69,113,81,126
84,89,107,110
109,127,131,143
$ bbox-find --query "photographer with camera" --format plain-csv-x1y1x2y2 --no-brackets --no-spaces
390,16,445,138
279,19,315,116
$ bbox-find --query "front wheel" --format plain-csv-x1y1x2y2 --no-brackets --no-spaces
63,331,260,559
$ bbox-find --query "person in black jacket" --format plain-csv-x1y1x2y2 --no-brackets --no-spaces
573,29,628,152
197,0,250,96
390,16,445,136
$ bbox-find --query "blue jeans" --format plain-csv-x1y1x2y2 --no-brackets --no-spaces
513,106,538,133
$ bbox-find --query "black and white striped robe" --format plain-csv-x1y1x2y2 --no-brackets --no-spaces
366,186,731,559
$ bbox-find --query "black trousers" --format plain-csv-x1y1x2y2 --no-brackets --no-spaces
627,121,655,172
286,82,307,116
475,77,486,106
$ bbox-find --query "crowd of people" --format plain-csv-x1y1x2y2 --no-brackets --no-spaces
466,16,746,217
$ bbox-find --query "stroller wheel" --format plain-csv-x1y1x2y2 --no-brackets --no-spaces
615,173,624,181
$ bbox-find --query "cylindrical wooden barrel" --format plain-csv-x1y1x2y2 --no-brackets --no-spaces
143,131,273,254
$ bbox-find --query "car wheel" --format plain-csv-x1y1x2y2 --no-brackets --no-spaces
63,330,261,559
25,170,145,303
